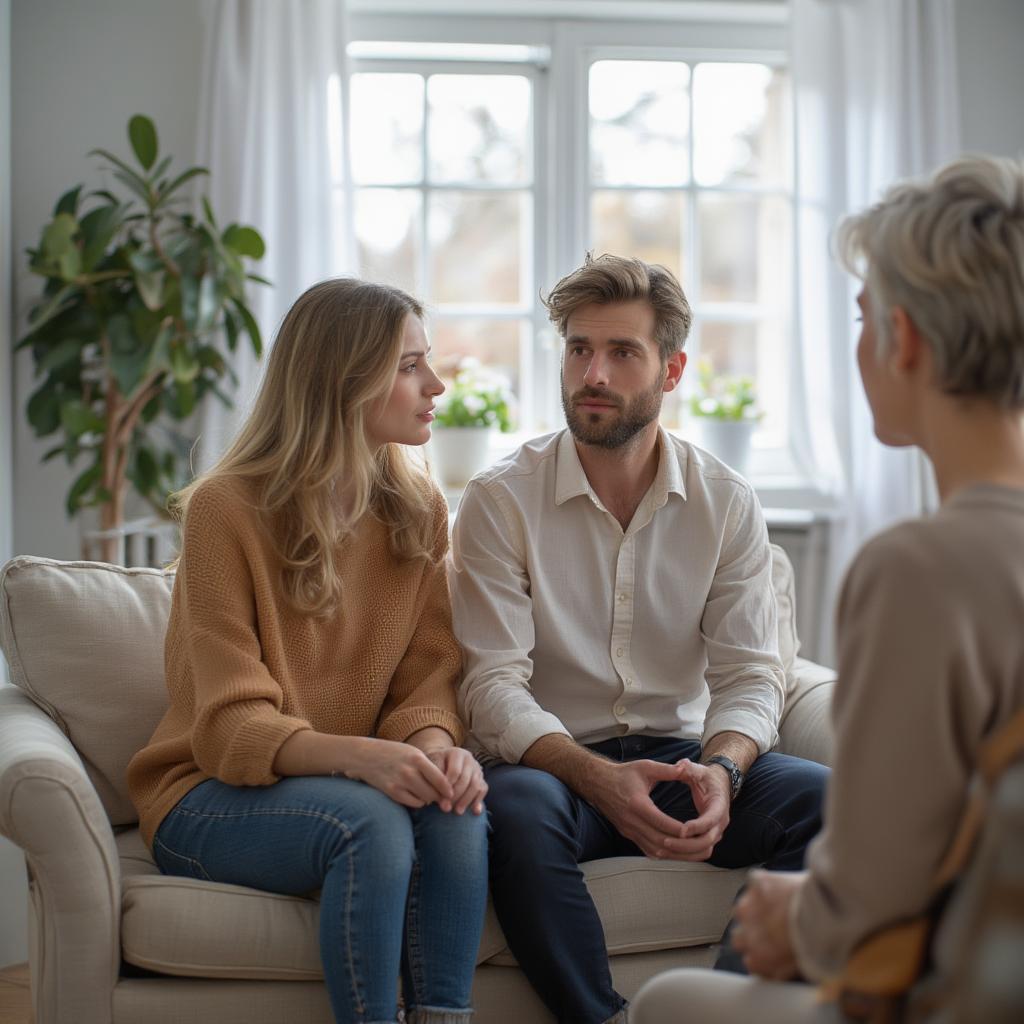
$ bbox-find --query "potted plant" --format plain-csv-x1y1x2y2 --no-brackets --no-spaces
688,358,762,475
17,114,267,562
430,358,515,487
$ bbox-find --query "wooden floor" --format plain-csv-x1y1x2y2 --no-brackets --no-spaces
0,964,30,1024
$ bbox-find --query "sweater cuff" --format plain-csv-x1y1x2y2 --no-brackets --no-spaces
377,707,465,747
220,715,314,786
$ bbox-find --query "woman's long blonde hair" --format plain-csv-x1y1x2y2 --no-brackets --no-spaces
172,278,436,615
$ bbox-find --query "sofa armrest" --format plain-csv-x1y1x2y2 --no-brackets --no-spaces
776,657,836,768
0,686,120,1024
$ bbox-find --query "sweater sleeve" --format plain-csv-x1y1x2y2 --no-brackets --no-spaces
177,481,312,785
790,529,976,981
375,490,465,746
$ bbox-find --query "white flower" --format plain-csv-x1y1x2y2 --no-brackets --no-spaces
698,398,718,415
463,394,486,415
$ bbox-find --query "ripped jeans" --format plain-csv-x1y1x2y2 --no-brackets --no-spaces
153,775,489,1024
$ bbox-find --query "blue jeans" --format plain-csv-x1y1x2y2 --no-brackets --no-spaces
485,736,829,1024
153,776,489,1024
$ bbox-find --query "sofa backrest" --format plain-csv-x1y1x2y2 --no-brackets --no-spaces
0,557,174,825
0,545,800,827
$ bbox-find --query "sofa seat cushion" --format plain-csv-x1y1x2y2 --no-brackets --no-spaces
118,830,746,980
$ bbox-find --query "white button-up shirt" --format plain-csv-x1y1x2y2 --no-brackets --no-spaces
448,428,784,764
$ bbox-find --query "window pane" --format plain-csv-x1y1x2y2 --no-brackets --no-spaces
429,191,527,304
351,73,424,184
354,189,421,294
684,319,788,441
698,194,791,304
591,190,685,282
429,318,523,398
428,74,531,184
589,60,690,186
693,63,792,186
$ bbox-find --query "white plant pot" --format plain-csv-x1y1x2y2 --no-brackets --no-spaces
693,418,756,476
429,426,494,488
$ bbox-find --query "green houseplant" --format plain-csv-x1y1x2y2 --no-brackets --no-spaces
17,114,267,561
430,358,514,487
688,358,762,474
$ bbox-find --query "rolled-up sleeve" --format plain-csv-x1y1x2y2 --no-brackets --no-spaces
699,484,785,753
449,481,571,762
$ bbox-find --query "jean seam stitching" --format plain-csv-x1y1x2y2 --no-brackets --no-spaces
153,833,214,881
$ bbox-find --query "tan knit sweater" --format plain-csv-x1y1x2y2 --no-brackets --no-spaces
127,475,464,848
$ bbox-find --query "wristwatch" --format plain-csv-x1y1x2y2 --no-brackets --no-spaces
704,754,745,800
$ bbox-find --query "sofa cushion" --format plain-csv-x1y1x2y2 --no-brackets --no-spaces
116,829,747,979
0,557,174,825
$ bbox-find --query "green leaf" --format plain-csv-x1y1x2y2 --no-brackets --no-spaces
67,462,102,516
60,399,104,439
133,445,159,495
90,147,148,189
107,314,149,394
165,379,197,418
231,298,262,358
41,213,79,262
27,385,61,436
128,115,158,170
201,196,218,229
170,343,200,383
55,185,83,217
112,168,152,206
246,272,272,286
78,204,122,271
21,284,78,339
146,323,174,375
223,306,240,352
58,248,82,281
222,225,265,259
38,336,84,374
150,154,172,184
181,276,199,331
158,166,208,204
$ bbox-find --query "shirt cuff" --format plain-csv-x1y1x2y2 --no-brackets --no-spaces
701,710,779,755
483,710,573,764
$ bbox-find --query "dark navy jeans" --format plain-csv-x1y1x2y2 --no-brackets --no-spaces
484,735,828,1024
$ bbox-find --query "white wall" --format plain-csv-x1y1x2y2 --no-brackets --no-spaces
3,0,205,969
955,0,1024,158
11,0,206,560
0,0,29,974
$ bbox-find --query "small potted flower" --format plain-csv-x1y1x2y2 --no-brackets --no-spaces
688,358,762,475
430,358,515,487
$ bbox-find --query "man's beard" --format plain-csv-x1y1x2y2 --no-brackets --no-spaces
561,374,665,450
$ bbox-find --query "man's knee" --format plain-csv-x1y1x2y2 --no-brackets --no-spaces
484,763,580,859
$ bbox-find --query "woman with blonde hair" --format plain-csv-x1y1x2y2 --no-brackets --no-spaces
128,278,488,1024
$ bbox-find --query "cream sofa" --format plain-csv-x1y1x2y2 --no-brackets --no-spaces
0,546,835,1024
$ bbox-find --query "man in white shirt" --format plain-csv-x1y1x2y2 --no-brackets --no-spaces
449,254,828,1024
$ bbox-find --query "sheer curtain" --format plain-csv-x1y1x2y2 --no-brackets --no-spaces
790,0,960,660
195,0,353,468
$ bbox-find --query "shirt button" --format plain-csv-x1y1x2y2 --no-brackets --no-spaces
616,647,624,657
614,704,626,716
618,592,627,602
624,678,633,688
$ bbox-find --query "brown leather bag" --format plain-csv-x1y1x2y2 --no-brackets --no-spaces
818,708,1024,1023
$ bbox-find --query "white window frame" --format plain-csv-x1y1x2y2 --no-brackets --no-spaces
347,3,832,509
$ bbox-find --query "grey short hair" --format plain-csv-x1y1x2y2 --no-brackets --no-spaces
836,154,1024,408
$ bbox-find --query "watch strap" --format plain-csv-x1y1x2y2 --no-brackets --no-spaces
705,753,744,799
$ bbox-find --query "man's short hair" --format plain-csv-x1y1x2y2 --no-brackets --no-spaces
542,253,693,362
837,154,1024,409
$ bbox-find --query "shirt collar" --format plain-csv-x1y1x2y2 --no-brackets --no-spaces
554,427,688,508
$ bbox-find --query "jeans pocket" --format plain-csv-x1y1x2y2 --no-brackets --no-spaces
153,826,214,882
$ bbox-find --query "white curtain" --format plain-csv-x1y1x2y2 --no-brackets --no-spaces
790,0,961,661
195,0,353,468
